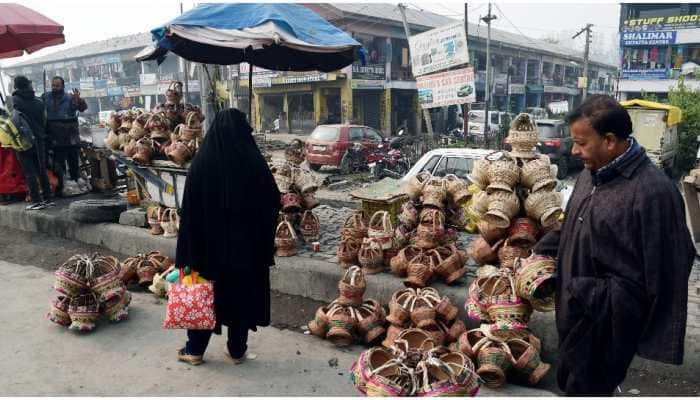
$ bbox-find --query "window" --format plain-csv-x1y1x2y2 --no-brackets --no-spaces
433,157,449,177
536,123,562,139
445,157,473,179
491,113,499,125
365,128,383,142
420,155,441,174
310,126,339,141
348,127,364,141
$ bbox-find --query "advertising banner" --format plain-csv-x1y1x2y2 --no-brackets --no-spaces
139,73,158,86
352,63,386,80
622,14,700,32
408,21,470,76
621,69,669,80
621,31,677,46
416,67,475,109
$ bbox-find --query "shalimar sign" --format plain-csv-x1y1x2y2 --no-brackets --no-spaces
622,14,700,32
621,31,677,46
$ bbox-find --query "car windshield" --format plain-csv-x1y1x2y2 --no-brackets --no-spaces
310,126,339,141
537,124,560,139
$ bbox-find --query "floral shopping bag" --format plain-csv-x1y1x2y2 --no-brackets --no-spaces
163,269,216,330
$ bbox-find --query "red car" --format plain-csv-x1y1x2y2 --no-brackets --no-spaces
304,124,384,173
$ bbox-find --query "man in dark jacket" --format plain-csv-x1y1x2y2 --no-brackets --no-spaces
42,76,88,195
11,76,53,209
534,95,694,395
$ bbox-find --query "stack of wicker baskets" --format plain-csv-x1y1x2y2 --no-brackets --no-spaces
382,287,466,350
273,146,321,257
105,85,205,167
307,266,388,347
350,328,481,396
48,253,132,332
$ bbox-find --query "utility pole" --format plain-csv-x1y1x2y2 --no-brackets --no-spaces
573,23,593,101
463,3,469,137
180,1,190,104
481,3,497,144
398,3,434,137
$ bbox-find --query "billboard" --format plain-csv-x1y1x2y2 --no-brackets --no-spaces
622,13,700,32
415,67,475,109
408,21,469,77
621,31,677,46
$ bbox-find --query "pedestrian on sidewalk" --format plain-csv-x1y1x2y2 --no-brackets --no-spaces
11,76,53,210
41,76,88,196
174,108,281,366
534,95,694,395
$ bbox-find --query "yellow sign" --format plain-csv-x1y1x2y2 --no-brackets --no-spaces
622,14,700,31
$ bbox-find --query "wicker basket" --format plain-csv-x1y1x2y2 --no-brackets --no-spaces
386,288,416,327
47,296,72,327
514,255,556,312
521,157,556,193
356,299,387,344
327,305,355,347
308,302,338,338
445,319,467,344
505,113,539,159
132,137,155,165
342,212,368,240
477,220,508,245
507,338,551,386
337,238,361,269
368,211,395,250
351,347,401,395
357,238,385,275
338,266,366,306
467,158,490,189
422,177,448,209
498,240,532,270
394,328,437,366
398,201,419,229
416,209,446,249
104,290,131,322
456,328,489,360
439,352,481,396
486,159,520,193
468,237,503,266
483,190,520,229
404,254,435,288
406,171,432,200
275,221,298,257
476,341,514,388
299,210,320,243
508,217,539,248
467,190,489,220
281,192,303,213
390,245,422,277
436,295,459,322
431,245,466,285
410,297,438,330
524,190,563,228
445,174,470,205
381,323,405,349
68,293,99,332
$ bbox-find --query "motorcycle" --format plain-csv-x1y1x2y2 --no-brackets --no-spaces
368,134,411,180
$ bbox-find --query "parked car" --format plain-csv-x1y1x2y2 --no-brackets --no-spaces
525,107,549,121
535,119,582,179
304,124,384,173
467,110,512,137
402,148,493,182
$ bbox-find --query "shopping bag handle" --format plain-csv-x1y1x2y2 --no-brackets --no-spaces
178,267,198,284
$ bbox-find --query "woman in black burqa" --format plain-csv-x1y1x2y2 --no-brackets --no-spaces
175,108,280,365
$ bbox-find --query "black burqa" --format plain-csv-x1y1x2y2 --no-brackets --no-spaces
176,108,281,331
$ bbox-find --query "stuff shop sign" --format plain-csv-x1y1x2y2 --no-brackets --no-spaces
621,31,677,46
622,14,700,32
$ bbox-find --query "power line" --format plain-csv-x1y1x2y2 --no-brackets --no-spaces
493,3,543,48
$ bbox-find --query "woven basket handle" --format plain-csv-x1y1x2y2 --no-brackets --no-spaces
368,211,384,230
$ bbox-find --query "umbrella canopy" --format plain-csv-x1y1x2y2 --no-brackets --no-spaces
135,3,363,71
0,3,65,59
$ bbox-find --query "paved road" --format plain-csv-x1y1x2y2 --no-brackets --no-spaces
0,260,554,396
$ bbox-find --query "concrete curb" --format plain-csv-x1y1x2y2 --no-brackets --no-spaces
0,200,697,383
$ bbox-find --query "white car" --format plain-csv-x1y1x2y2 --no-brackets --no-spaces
402,148,493,182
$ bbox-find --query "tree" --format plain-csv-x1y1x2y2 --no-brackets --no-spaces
668,77,700,175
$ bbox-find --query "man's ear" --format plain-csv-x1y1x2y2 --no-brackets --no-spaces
603,132,619,149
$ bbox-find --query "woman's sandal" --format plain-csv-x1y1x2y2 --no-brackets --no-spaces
177,348,204,366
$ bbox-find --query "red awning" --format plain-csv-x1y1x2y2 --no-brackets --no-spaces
0,3,65,59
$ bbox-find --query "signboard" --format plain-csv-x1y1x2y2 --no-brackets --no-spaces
621,31,677,46
527,84,544,94
621,69,668,80
107,86,123,96
351,80,385,90
94,88,107,97
79,79,95,90
509,84,525,95
139,73,158,86
273,73,328,85
493,74,508,96
622,14,700,32
415,67,475,109
123,85,141,97
80,89,95,98
352,63,386,80
408,21,469,77
547,100,569,115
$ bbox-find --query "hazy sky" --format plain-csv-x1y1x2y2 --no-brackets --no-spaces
0,0,622,68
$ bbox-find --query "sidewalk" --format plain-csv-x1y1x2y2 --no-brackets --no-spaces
0,260,555,396
0,197,698,384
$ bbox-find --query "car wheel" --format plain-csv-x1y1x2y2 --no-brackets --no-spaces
339,152,352,175
556,157,569,180
309,163,322,172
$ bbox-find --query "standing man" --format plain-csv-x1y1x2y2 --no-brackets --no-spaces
42,76,88,195
11,76,53,209
534,95,694,395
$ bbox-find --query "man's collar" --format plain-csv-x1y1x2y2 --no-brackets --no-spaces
592,138,646,184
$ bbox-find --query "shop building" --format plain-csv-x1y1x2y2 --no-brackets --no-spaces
618,3,700,100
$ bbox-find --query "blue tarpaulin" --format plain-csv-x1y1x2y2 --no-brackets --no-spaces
136,3,364,72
